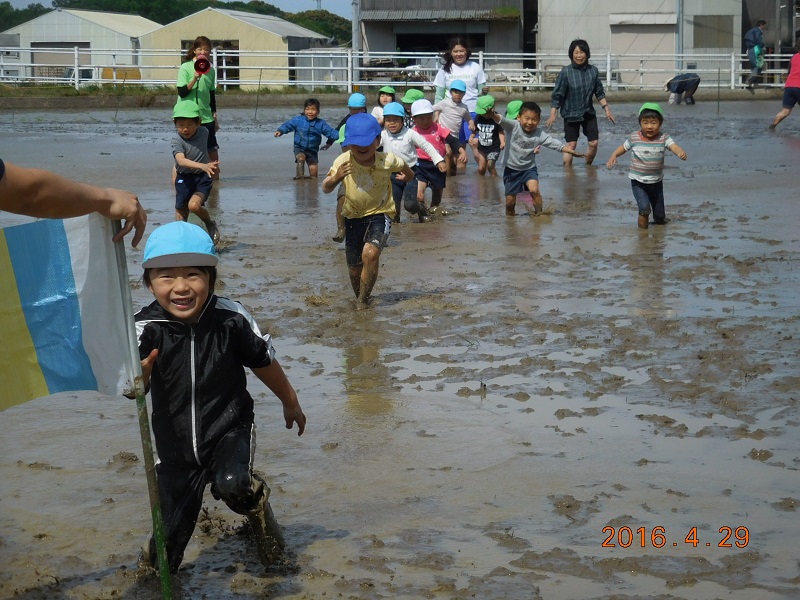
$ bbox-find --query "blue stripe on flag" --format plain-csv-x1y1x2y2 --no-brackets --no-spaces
5,220,98,394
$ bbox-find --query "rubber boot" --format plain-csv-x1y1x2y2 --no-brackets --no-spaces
246,474,285,566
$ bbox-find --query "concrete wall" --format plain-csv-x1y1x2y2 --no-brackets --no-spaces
536,0,741,86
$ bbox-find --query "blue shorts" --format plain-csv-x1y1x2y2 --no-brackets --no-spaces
413,159,446,190
503,166,538,196
459,112,477,144
293,144,319,164
782,87,800,109
202,121,219,152
175,172,213,209
344,213,392,268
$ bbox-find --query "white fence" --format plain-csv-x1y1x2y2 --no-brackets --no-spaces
0,47,793,92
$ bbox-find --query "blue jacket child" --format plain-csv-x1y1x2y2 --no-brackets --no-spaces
275,97,338,178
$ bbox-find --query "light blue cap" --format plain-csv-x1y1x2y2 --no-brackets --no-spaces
143,221,218,268
382,102,406,118
449,80,467,92
348,92,367,108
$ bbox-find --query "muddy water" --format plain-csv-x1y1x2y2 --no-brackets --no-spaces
0,101,798,599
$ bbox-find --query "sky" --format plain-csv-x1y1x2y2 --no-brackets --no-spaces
6,0,355,19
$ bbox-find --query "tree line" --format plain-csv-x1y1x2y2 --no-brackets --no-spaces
0,0,352,45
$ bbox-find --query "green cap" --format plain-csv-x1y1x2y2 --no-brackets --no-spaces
379,85,396,94
505,100,523,119
173,99,200,119
475,94,495,115
400,88,424,104
639,102,664,117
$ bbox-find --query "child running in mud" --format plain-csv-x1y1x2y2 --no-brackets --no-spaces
380,101,447,222
433,80,475,175
135,221,306,572
484,100,584,215
410,99,465,215
322,113,414,308
275,98,338,179
606,102,687,229
469,95,505,176
171,100,221,243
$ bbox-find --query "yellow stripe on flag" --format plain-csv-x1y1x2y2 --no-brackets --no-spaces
0,229,49,410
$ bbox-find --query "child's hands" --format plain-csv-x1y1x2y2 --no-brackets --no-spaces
457,148,468,164
534,145,541,154
436,161,448,173
274,131,282,137
334,162,352,182
606,156,617,168
468,120,476,133
676,149,687,160
322,142,333,151
203,161,219,177
283,401,306,436
140,349,158,389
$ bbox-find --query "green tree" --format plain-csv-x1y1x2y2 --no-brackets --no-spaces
0,1,50,30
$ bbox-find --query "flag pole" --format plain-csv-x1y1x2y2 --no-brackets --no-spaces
111,221,173,599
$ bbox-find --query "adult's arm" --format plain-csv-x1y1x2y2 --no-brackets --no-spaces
0,161,146,247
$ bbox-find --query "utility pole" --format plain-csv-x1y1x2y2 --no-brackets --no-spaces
675,0,684,72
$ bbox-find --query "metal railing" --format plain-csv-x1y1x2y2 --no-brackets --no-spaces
0,46,793,92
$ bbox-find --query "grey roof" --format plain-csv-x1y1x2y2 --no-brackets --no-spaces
360,9,516,21
211,8,328,39
2,8,160,37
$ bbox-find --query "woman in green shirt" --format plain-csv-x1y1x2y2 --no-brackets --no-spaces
177,36,220,178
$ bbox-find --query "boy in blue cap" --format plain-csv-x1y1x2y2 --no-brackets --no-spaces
433,80,475,175
606,102,687,228
275,98,338,179
322,113,414,308
330,92,369,242
172,100,220,243
136,221,306,572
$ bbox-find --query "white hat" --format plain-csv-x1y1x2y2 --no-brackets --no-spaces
410,99,434,116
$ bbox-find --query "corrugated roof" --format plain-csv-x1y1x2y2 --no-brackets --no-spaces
212,8,328,39
360,9,515,21
62,9,161,36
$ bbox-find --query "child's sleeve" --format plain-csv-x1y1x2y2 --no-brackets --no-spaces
410,130,444,164
497,115,516,134
538,132,566,153
277,117,296,134
664,134,676,149
622,136,633,152
321,119,339,144
224,299,275,369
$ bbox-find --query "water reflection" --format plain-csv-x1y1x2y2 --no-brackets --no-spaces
628,228,668,318
341,313,396,420
557,166,600,216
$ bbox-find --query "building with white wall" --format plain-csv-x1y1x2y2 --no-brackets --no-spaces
0,9,159,79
